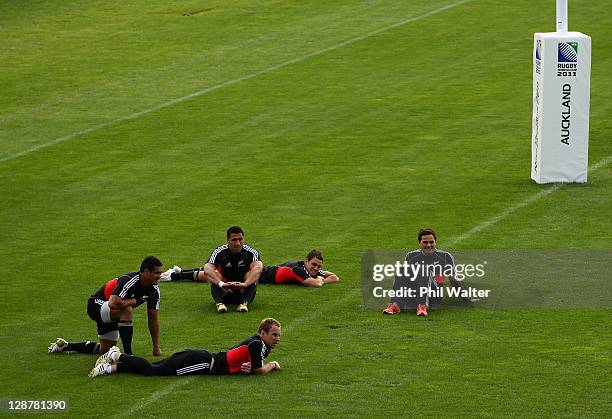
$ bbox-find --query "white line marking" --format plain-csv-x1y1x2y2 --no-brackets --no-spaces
112,378,190,418
1,0,471,164
447,155,612,247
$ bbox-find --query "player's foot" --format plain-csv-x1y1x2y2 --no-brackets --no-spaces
216,303,228,313
416,304,428,317
95,346,121,366
88,362,111,378
382,303,401,315
48,337,68,354
237,303,249,313
159,265,182,282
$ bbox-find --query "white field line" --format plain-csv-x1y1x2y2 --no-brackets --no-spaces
447,155,612,247
114,153,611,417
109,2,472,417
1,0,471,164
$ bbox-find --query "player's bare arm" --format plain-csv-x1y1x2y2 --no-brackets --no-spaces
303,277,324,287
201,263,228,287
234,260,263,288
254,361,281,375
147,308,161,356
322,272,340,283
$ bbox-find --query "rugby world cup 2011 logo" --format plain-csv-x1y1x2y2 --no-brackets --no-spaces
557,42,577,77
558,42,578,62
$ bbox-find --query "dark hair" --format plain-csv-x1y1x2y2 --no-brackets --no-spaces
306,249,323,262
226,226,244,239
140,256,163,272
259,318,281,333
418,228,437,242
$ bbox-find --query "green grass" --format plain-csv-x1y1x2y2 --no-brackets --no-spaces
0,0,610,417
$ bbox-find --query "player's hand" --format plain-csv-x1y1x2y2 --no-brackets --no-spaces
232,282,248,289
240,362,251,373
153,347,162,356
271,361,281,371
220,281,234,293
323,274,340,283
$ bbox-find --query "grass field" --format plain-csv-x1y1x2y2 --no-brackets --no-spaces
1,0,610,417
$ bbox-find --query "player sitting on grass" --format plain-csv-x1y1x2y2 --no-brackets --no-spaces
158,226,262,313
383,228,461,317
88,318,281,378
258,250,340,287
48,256,163,356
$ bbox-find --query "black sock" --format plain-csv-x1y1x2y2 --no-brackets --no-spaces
171,268,200,281
118,321,133,355
65,341,99,354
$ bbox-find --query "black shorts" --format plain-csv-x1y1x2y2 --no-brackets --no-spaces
171,349,214,376
258,266,277,284
87,298,118,337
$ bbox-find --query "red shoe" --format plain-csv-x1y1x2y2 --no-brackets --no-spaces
382,303,401,314
416,304,428,317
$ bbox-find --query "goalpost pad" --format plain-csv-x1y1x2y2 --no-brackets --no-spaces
531,32,591,183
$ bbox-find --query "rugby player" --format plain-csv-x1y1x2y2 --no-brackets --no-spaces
160,226,262,313
48,256,163,356
382,228,461,317
88,318,281,377
259,250,340,287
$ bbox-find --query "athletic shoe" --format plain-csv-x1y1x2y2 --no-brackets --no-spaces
416,304,428,317
48,337,68,354
159,265,181,282
216,303,228,313
95,346,121,366
382,303,401,315
88,362,111,378
237,303,248,313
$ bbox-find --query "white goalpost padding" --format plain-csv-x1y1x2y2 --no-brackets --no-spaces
531,0,591,183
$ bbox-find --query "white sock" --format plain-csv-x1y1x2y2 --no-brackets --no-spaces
105,364,112,374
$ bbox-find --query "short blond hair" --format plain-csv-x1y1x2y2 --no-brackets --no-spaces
259,318,281,333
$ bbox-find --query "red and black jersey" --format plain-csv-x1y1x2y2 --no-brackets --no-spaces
207,244,260,282
89,272,160,310
214,335,271,374
259,261,327,285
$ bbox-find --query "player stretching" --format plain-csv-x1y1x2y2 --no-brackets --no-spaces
88,318,281,377
48,256,163,356
259,250,340,287
160,226,262,313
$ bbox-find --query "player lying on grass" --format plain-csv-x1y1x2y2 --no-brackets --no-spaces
258,249,340,287
88,318,281,377
48,256,163,356
158,226,262,313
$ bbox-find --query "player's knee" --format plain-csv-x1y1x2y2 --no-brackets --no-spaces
203,264,216,278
